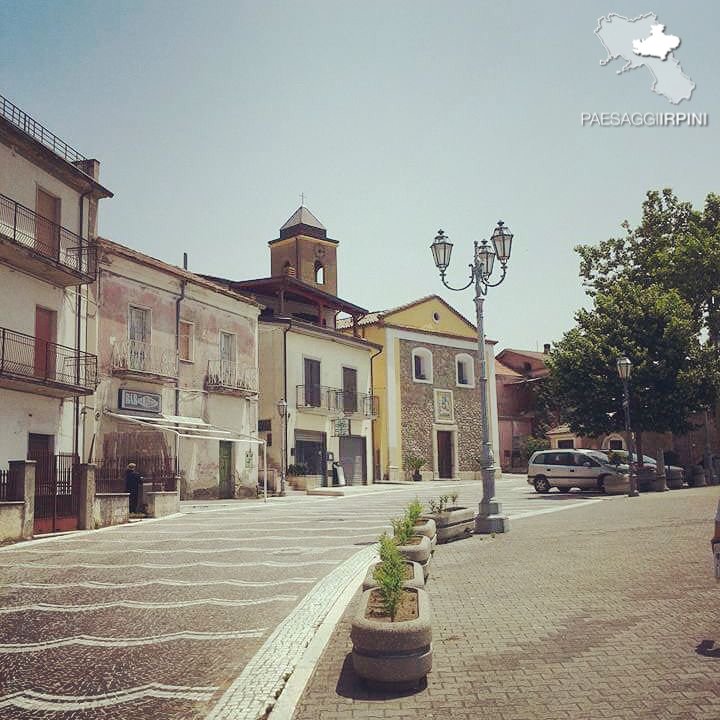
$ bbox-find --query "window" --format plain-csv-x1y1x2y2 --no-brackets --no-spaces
557,439,574,449
220,332,236,385
412,347,433,383
578,454,599,467
304,357,321,407
128,306,150,371
455,353,475,387
314,261,325,285
179,321,194,362
608,439,624,450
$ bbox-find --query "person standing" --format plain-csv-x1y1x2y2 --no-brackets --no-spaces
125,463,142,514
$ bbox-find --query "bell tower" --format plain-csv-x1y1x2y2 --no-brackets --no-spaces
269,206,339,296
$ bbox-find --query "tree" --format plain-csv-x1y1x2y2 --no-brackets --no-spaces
576,189,720,345
543,281,720,460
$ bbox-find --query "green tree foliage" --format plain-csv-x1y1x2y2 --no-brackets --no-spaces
576,189,720,345
521,435,550,461
373,533,405,620
544,280,719,454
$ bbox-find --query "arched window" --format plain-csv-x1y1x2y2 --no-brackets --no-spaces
412,347,433,383
314,261,325,285
455,353,475,387
283,261,295,277
603,434,625,451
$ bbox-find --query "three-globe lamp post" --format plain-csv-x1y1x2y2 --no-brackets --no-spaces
430,220,514,534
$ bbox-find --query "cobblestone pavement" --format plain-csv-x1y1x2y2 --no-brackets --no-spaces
291,486,720,720
0,476,610,719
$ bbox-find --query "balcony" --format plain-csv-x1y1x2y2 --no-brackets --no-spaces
111,339,178,380
0,193,96,285
336,391,379,419
296,385,340,413
206,360,258,395
0,326,97,397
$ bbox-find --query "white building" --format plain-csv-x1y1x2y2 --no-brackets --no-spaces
207,206,380,489
0,93,112,532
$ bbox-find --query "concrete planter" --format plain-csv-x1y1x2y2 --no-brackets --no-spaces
426,507,474,543
363,561,425,591
667,473,685,489
395,535,432,580
688,466,707,488
351,587,432,687
413,518,437,552
603,474,631,495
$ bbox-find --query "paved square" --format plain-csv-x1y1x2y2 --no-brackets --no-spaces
292,487,720,720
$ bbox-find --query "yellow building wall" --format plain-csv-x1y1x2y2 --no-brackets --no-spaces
384,297,476,339
362,324,389,480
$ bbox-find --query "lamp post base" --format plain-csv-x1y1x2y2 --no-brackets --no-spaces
475,501,509,534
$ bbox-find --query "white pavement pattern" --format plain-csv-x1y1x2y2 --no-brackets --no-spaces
0,475,611,719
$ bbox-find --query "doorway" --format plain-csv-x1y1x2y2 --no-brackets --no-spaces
34,307,57,380
339,436,366,485
219,441,233,499
437,430,453,479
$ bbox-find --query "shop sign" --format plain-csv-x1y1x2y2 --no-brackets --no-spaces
119,388,162,414
334,418,351,436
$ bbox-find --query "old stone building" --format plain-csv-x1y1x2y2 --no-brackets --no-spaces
89,238,262,500
338,296,500,482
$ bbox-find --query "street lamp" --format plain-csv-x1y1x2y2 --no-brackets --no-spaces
277,398,288,496
616,356,639,498
430,221,513,534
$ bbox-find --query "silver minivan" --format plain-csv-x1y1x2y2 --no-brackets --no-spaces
527,449,628,493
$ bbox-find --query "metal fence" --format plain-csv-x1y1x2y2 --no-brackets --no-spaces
32,453,80,534
96,456,177,493
0,326,98,391
0,467,22,501
0,193,96,277
0,93,87,163
296,384,340,412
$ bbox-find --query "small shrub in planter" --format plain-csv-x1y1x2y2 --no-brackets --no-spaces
425,492,474,543
405,454,426,482
407,497,437,550
392,512,432,579
351,533,432,687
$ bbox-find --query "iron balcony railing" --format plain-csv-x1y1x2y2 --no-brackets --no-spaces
0,193,96,278
0,93,87,163
206,360,258,394
0,326,97,391
336,391,379,418
111,339,179,378
296,384,340,412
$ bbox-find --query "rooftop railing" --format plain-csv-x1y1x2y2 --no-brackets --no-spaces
0,193,96,279
0,93,87,163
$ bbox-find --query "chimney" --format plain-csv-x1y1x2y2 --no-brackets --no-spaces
72,158,101,180
543,343,551,354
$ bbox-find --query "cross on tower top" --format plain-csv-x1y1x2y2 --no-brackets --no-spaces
300,192,307,206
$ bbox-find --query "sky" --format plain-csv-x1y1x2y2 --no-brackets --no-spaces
1,0,718,351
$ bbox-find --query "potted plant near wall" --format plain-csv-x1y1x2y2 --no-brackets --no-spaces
407,497,437,551
392,510,432,579
363,531,425,590
351,533,433,688
405,454,426,482
425,492,474,543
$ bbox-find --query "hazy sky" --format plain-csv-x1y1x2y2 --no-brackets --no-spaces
2,1,717,351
